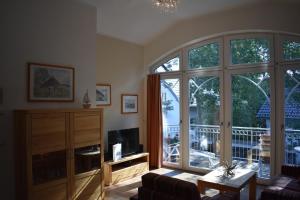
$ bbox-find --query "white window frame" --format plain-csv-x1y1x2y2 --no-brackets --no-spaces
183,69,225,174
160,73,183,169
224,66,276,182
276,64,300,174
150,32,300,180
183,37,223,72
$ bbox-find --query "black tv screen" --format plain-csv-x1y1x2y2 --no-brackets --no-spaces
107,128,139,159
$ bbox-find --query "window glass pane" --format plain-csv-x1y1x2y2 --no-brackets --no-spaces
154,57,179,73
230,38,271,65
188,43,219,69
283,41,300,61
231,72,271,179
161,78,181,165
284,69,300,166
189,76,220,169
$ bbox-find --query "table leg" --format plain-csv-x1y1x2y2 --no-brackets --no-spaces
249,174,256,200
197,181,205,194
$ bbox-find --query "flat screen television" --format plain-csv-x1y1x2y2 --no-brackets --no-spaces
107,128,139,160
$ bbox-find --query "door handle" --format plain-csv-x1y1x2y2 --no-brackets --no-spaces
227,121,231,128
281,124,284,131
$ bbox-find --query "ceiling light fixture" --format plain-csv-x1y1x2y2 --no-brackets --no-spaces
153,0,179,13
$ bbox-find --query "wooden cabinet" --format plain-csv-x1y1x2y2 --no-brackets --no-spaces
104,153,149,186
15,108,104,200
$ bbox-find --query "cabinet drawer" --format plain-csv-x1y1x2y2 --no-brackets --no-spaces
74,114,100,131
74,172,102,200
112,162,148,184
74,114,101,147
31,113,66,135
33,183,67,200
32,132,66,154
74,129,101,148
31,114,66,154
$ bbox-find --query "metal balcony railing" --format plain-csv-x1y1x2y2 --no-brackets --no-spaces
163,124,300,178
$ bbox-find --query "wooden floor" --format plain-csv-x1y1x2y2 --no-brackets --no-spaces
104,168,264,200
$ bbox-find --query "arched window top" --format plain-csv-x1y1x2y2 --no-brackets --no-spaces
153,56,180,73
150,32,300,74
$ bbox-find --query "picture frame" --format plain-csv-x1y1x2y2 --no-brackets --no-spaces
96,84,111,106
121,94,138,114
28,62,74,102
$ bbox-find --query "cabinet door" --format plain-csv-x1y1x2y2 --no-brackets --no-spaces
30,113,69,191
70,111,103,199
73,112,102,148
74,170,103,200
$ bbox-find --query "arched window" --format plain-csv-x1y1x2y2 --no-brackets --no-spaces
150,32,300,180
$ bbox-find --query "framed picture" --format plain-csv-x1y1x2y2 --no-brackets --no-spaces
96,84,111,106
28,62,74,102
121,94,138,114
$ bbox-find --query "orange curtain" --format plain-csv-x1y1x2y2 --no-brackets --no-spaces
147,74,162,169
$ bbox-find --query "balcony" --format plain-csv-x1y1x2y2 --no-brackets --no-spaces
163,124,300,179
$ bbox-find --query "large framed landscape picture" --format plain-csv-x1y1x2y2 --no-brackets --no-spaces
28,63,74,102
96,84,111,106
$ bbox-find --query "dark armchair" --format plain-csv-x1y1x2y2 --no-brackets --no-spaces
260,164,300,200
130,173,238,200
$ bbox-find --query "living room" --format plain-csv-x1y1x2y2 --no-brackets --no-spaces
1,0,300,200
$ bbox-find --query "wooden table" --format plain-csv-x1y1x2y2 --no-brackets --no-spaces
197,166,256,200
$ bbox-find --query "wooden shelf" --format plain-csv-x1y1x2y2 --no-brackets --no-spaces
104,152,149,186
15,108,105,200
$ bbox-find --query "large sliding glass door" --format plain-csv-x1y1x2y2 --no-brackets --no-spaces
228,71,272,178
188,75,221,170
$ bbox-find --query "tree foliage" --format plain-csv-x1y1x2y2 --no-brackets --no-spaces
283,41,300,61
188,43,219,69
230,38,270,64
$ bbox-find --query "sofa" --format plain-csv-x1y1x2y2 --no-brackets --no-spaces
260,164,300,200
130,173,238,200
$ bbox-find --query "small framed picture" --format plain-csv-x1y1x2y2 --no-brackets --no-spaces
121,94,138,114
28,62,74,102
96,84,111,106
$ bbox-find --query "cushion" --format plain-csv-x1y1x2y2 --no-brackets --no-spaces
142,173,160,190
270,176,300,192
138,187,153,200
152,191,175,200
154,175,179,194
174,179,200,200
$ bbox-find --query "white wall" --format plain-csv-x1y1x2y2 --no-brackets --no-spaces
96,35,145,150
0,0,97,199
144,1,300,67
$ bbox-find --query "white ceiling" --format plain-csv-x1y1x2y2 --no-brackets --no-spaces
81,0,296,45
